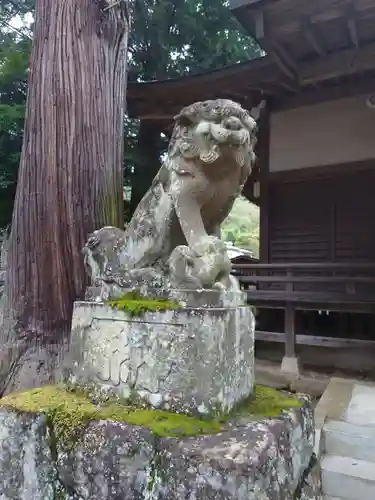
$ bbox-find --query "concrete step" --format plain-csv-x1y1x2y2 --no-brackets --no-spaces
324,419,375,462
323,497,346,500
321,454,375,500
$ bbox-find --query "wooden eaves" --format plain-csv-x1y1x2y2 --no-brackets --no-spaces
230,0,375,98
126,56,289,120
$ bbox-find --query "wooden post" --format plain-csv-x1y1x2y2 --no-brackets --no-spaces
285,303,296,357
258,104,271,263
281,268,300,379
284,268,296,357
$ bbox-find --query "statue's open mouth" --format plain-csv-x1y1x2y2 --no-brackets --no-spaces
196,121,249,147
212,125,249,146
193,121,251,165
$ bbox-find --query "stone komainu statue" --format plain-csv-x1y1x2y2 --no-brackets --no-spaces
83,99,257,298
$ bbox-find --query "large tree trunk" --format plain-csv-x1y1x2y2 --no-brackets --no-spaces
0,0,129,394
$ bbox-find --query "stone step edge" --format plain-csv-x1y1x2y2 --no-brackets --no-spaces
321,454,375,482
324,496,347,500
324,419,375,438
323,420,375,462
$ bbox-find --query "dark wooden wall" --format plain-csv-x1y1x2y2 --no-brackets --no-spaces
268,165,375,264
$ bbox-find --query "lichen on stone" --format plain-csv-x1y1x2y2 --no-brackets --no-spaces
105,291,180,317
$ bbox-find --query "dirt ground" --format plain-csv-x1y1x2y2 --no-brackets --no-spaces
255,341,375,400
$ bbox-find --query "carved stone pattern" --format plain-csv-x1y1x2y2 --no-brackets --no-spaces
68,299,255,414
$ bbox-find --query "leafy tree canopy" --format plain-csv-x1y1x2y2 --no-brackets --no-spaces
0,0,261,250
0,1,31,227
128,0,260,81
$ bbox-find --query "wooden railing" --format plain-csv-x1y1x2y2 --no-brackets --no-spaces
231,262,375,312
231,262,375,353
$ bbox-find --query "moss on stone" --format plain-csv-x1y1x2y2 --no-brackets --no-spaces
99,404,221,437
0,385,220,448
0,386,99,448
240,385,301,418
105,291,180,317
0,384,301,451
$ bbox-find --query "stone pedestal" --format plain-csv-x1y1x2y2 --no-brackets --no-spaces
0,394,319,500
67,289,254,415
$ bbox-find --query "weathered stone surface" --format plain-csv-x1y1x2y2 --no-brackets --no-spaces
152,402,316,500
0,409,56,500
0,400,322,500
82,99,258,297
57,420,154,500
1,340,69,396
68,292,255,415
0,269,5,310
298,459,323,500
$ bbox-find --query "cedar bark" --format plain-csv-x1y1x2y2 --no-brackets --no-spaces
1,0,129,391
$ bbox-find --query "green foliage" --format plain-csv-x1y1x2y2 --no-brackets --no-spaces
0,0,34,18
0,0,32,227
105,291,180,317
0,17,30,227
222,196,260,257
128,0,260,81
0,0,261,225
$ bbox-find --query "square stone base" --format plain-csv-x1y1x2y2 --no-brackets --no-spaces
281,355,301,381
67,290,254,415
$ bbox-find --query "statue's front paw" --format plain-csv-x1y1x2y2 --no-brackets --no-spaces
213,281,226,291
167,246,202,288
192,235,225,257
214,274,241,292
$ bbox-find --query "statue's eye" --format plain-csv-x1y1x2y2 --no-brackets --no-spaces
222,117,242,131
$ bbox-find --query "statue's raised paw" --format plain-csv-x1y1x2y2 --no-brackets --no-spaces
213,274,241,293
168,239,232,290
191,235,226,258
167,245,202,289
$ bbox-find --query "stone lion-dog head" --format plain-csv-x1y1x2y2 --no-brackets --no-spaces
167,98,257,175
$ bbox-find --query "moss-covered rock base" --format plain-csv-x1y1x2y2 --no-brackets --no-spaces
0,385,221,447
0,384,301,448
0,385,318,500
